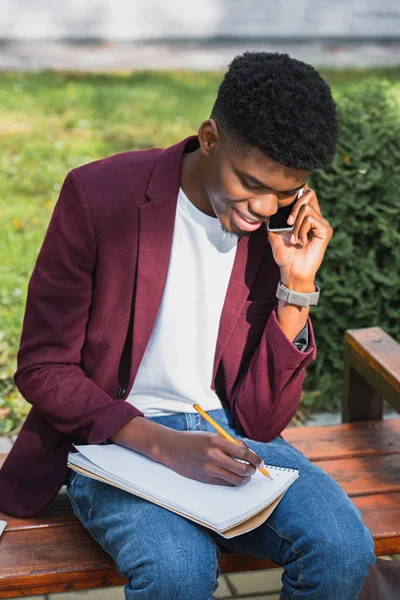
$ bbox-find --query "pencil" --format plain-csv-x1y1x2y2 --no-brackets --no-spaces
193,404,273,480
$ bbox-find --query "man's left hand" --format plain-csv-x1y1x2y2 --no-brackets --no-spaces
267,185,333,287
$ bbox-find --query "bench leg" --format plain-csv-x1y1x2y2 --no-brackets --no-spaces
342,345,383,423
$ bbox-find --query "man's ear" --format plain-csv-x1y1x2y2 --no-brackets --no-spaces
197,119,220,157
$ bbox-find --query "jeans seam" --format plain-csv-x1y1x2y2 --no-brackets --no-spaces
265,522,304,600
294,560,305,600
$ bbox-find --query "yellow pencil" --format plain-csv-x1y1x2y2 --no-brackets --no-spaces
193,404,273,480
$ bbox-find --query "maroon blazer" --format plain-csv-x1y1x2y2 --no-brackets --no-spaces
0,137,316,517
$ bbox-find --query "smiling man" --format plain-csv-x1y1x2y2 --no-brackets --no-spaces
0,53,375,599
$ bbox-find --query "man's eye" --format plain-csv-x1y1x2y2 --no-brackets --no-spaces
277,190,298,201
240,178,258,190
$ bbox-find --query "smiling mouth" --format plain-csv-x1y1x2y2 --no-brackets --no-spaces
233,209,261,224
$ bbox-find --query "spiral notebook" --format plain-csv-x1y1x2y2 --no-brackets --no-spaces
68,444,299,538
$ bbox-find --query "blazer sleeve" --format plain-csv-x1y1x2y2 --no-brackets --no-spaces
14,171,143,444
230,308,316,442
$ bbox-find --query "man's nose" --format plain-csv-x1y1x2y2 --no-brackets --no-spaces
247,195,279,220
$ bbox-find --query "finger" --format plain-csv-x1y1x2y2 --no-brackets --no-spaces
296,212,332,247
204,461,252,487
290,204,324,245
297,215,314,247
214,447,258,477
212,475,251,488
238,440,268,469
213,437,264,469
287,189,321,226
206,443,257,477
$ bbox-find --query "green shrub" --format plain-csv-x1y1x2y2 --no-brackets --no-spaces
306,79,400,410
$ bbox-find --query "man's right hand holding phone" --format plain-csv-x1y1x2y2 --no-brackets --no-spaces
266,184,333,342
267,184,333,282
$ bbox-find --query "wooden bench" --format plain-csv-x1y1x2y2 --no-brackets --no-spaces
1,326,399,598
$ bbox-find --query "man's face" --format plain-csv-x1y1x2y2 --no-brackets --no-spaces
200,122,310,237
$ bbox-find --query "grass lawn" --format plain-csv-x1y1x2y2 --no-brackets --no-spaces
1,67,400,432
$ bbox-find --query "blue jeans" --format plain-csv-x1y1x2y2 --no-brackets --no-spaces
67,409,375,599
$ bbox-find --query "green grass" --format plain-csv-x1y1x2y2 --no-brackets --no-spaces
1,67,400,432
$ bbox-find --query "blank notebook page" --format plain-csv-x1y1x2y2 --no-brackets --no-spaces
72,444,299,531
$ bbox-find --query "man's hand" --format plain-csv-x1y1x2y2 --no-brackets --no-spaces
267,185,333,287
110,416,263,487
266,185,333,342
157,430,263,486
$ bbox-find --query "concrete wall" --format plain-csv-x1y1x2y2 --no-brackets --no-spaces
1,0,400,41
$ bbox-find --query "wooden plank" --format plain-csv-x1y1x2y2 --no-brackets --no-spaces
315,454,400,497
0,522,276,598
356,493,400,541
344,345,383,422
355,493,400,555
1,492,399,597
346,328,400,395
2,493,78,532
284,419,400,461
0,523,126,598
220,553,276,573
343,328,400,420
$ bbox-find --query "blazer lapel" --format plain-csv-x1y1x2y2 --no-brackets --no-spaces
129,136,198,385
212,227,267,385
130,197,177,385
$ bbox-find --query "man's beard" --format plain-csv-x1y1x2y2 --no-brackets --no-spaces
220,224,250,239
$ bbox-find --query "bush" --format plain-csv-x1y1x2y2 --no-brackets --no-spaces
305,79,400,410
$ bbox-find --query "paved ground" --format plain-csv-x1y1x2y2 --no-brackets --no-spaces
0,39,399,71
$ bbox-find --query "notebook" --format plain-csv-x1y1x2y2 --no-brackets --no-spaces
68,444,299,538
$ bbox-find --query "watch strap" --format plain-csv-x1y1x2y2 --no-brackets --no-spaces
276,281,320,307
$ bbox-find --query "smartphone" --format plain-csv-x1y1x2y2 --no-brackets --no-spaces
267,187,304,233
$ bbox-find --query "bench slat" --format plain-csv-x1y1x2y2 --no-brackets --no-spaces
356,493,400,543
2,492,77,532
315,453,400,497
283,419,400,461
1,492,399,598
346,328,400,398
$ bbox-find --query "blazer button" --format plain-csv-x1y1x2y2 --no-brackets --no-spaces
118,387,126,398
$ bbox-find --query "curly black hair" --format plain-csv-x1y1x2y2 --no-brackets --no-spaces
211,52,338,171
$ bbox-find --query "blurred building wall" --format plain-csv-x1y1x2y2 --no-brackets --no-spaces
1,0,399,40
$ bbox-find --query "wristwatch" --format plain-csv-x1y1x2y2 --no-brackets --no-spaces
276,281,321,308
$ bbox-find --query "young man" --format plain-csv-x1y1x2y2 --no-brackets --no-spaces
0,53,375,598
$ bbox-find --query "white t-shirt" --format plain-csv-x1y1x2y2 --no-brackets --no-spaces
127,188,238,416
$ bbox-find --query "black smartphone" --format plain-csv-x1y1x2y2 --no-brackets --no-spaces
267,187,304,233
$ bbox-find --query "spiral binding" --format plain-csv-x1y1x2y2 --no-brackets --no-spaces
268,466,297,473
